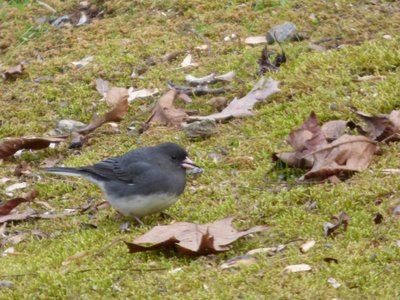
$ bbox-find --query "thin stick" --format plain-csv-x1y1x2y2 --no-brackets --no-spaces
0,272,38,278
74,267,167,274
36,0,57,13
94,238,124,257
187,28,212,56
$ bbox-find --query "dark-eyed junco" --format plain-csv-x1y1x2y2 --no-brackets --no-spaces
43,143,199,223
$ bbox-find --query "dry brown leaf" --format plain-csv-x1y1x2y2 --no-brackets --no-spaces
105,87,129,107
187,77,280,122
0,189,39,216
273,111,327,168
324,211,350,237
273,152,313,168
351,107,400,142
3,64,25,80
291,111,327,153
321,120,355,142
0,137,65,159
77,95,129,135
304,135,376,180
125,217,268,256
145,90,188,127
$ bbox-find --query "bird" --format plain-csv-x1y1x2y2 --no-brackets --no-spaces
43,142,199,224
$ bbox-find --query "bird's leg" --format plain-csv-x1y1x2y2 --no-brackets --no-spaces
133,216,145,226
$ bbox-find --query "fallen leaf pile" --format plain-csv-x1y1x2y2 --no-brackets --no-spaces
274,111,378,182
125,217,268,256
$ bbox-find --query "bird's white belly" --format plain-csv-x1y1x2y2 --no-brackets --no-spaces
106,193,178,217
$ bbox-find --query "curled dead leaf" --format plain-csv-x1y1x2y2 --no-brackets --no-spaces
0,137,65,159
304,135,376,180
324,211,350,237
351,107,400,142
3,64,25,80
274,111,327,168
77,92,129,136
125,217,268,256
0,189,39,216
145,90,188,127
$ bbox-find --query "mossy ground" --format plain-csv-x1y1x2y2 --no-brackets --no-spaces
0,0,400,299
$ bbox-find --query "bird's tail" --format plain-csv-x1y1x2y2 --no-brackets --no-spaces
42,167,83,177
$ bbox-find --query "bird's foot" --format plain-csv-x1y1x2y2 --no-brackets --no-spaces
159,212,173,220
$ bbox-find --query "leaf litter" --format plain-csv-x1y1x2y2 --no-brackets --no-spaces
273,111,378,182
125,217,268,256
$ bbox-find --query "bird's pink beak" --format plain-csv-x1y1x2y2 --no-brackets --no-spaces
181,156,199,169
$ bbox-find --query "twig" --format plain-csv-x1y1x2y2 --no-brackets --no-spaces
302,137,376,158
187,28,212,56
36,0,57,13
94,238,124,257
74,267,167,274
167,81,226,96
0,272,38,278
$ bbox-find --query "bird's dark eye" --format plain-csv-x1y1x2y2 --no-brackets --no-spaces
171,156,177,160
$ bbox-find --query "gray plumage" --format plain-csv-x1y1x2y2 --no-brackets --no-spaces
43,143,197,218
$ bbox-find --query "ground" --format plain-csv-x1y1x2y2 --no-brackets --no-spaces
0,0,400,299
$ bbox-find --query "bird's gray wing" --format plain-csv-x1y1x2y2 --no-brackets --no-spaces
78,157,151,183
